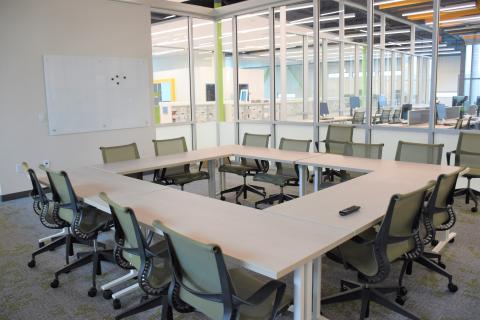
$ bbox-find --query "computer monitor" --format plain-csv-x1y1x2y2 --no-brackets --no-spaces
378,95,387,109
401,104,412,120
349,96,360,110
320,102,329,116
452,95,468,107
436,103,446,121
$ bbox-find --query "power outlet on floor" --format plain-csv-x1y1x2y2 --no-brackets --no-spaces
43,160,50,168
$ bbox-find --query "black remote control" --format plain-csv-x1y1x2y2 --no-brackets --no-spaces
339,205,360,216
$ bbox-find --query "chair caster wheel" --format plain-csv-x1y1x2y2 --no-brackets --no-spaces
395,296,406,305
39,242,45,248
437,261,446,269
340,284,348,292
449,238,455,244
27,260,36,268
399,286,408,296
236,201,241,205
448,283,458,292
220,196,226,201
140,295,149,303
88,287,97,297
103,289,113,300
268,200,274,205
113,299,121,310
50,279,59,288
471,207,477,213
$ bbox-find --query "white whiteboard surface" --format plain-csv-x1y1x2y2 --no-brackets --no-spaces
43,55,151,135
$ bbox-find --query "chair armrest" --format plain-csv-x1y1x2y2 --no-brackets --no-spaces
235,280,287,319
446,150,456,166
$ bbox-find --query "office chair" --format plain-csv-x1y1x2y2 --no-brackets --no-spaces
153,220,292,320
350,96,361,116
342,143,384,180
318,124,354,182
152,137,209,191
390,109,401,124
253,138,311,208
322,183,434,320
24,162,70,268
454,118,463,129
400,169,462,302
447,132,480,212
320,102,330,117
99,193,172,319
352,111,365,124
401,104,412,120
219,133,270,204
395,141,444,165
100,142,143,179
42,166,115,297
377,109,391,124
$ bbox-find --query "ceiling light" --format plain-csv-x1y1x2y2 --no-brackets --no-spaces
426,14,480,25
288,13,356,26
374,0,405,6
402,2,476,17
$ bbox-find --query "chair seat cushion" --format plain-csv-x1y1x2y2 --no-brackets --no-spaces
219,164,258,176
230,268,292,320
253,173,296,187
77,205,113,234
169,171,210,186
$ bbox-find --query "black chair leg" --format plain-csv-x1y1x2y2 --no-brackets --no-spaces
321,287,362,304
414,255,458,292
115,294,166,320
29,235,67,267
370,288,420,320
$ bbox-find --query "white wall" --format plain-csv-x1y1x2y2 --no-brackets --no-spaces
0,0,155,196
437,55,461,94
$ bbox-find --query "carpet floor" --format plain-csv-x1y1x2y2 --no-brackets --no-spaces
1,173,479,320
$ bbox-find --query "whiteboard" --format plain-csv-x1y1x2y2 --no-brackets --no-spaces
43,55,151,135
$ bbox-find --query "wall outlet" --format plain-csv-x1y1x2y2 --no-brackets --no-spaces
16,163,23,174
42,160,50,168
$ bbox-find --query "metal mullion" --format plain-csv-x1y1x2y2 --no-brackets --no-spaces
410,26,415,104
365,0,373,143
269,6,276,148
187,17,197,150
339,0,345,116
313,0,320,146
380,15,385,100
213,18,220,146
232,16,240,144
429,0,440,143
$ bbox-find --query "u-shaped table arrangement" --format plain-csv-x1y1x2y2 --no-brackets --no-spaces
39,144,459,320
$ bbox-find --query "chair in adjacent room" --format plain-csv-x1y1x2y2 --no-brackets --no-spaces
377,109,392,124
352,110,365,124
400,169,462,302
447,131,480,212
24,162,70,268
253,138,311,208
100,142,143,179
99,193,172,319
152,137,209,191
42,165,115,297
316,124,354,182
322,183,433,320
153,220,292,320
349,96,361,116
390,109,401,124
395,141,444,165
219,133,270,204
454,118,463,129
320,102,330,117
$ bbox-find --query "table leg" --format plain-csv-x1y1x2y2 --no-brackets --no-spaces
294,261,313,320
298,165,307,197
207,159,216,198
313,167,322,192
312,256,323,320
219,158,225,193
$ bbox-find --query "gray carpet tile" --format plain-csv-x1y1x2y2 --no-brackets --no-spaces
1,172,479,319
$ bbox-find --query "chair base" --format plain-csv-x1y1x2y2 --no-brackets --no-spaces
255,191,297,208
454,177,479,212
220,177,266,204
115,291,171,320
405,255,458,293
51,241,115,297
322,279,418,320
101,269,138,300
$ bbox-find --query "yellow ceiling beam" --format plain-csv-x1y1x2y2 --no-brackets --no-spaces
416,8,480,23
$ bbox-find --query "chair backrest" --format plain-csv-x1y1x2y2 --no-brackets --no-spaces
366,183,432,282
99,193,146,269
100,143,140,164
454,118,463,129
276,138,311,177
468,105,477,116
40,165,79,224
241,133,270,168
455,132,480,168
154,220,232,320
22,162,49,206
436,103,446,121
352,111,365,124
325,124,353,155
345,142,384,159
153,137,189,176
380,109,391,123
395,141,444,165
320,102,329,116
401,104,412,120
392,109,401,122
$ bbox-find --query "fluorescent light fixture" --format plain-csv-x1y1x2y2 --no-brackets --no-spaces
439,51,461,55
163,15,176,20
320,10,344,16
426,14,480,25
345,29,410,38
374,0,405,6
402,2,476,17
415,47,455,53
151,21,212,36
288,13,356,26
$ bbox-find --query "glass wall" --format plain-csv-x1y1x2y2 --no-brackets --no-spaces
217,18,235,122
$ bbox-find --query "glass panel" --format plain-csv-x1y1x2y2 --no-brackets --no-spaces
193,18,215,123
152,16,191,124
218,18,234,122
237,12,271,121
326,41,340,117
274,2,314,122
344,43,356,115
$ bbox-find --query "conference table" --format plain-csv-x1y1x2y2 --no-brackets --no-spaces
39,144,459,320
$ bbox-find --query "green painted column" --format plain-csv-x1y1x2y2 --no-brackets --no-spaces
215,0,225,122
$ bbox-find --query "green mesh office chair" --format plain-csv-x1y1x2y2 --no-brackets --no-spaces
219,133,270,204
376,109,391,124
152,137,209,191
24,162,71,268
352,111,365,124
447,132,480,212
391,109,401,124
323,183,433,320
99,193,174,319
317,124,354,182
100,142,143,179
454,118,463,129
400,169,462,301
253,138,311,208
42,166,115,297
343,143,384,180
395,141,444,165
153,220,292,320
